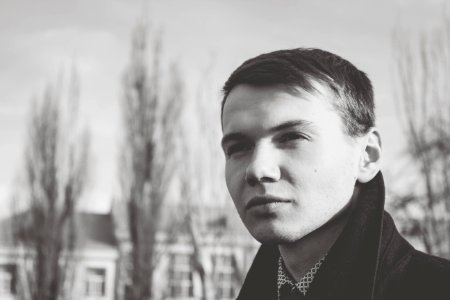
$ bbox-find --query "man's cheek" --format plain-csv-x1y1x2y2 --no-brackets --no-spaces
226,164,243,188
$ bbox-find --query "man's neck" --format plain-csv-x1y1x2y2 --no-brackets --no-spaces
278,188,359,282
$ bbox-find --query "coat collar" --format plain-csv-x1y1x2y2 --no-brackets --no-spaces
307,172,385,299
237,172,407,300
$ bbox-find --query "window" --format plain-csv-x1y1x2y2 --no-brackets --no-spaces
213,254,236,299
168,253,194,298
0,264,16,295
85,268,106,297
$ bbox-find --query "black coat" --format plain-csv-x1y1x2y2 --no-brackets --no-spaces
236,172,450,300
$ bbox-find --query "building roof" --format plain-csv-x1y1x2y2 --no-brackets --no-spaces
76,213,117,249
0,212,117,250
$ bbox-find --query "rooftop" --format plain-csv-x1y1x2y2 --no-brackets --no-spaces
0,211,117,250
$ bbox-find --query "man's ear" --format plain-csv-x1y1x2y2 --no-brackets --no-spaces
357,128,382,183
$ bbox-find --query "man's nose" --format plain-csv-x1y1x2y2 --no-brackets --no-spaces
245,143,281,186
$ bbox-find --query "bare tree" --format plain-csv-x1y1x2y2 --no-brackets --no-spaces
13,69,90,300
119,23,181,300
392,16,450,258
177,65,250,300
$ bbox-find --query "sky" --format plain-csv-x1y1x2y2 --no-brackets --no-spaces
0,0,447,216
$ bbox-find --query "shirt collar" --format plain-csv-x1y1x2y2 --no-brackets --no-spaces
277,255,326,299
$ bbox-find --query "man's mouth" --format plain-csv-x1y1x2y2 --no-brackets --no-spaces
245,195,292,210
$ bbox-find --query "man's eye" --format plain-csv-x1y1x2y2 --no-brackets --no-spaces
278,132,308,143
226,143,251,157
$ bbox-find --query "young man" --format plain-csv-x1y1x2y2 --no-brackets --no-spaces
220,48,450,300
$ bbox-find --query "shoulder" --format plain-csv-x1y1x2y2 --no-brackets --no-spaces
381,249,450,300
409,250,450,274
405,250,450,287
376,213,450,299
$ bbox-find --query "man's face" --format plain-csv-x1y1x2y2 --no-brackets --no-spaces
221,84,364,243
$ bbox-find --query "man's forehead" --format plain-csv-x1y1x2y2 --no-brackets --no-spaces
221,83,336,130
224,80,335,107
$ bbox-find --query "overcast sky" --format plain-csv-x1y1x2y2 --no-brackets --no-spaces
0,0,447,216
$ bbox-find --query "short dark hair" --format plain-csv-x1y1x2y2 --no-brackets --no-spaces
221,48,375,137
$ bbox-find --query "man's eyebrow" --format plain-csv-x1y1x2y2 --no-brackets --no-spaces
221,132,247,149
269,120,313,133
221,120,312,148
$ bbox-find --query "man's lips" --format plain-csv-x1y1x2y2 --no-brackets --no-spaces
245,195,292,210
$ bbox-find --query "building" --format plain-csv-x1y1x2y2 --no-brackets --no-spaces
0,211,257,300
0,212,118,300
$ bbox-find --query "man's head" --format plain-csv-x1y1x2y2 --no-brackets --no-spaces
221,48,382,244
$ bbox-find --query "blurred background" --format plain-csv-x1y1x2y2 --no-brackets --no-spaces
1,0,450,299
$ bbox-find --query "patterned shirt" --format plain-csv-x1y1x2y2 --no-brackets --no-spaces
277,255,326,300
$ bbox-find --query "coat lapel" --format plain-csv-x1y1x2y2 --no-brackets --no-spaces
236,244,279,300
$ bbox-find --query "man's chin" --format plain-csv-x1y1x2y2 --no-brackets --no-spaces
249,226,307,244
